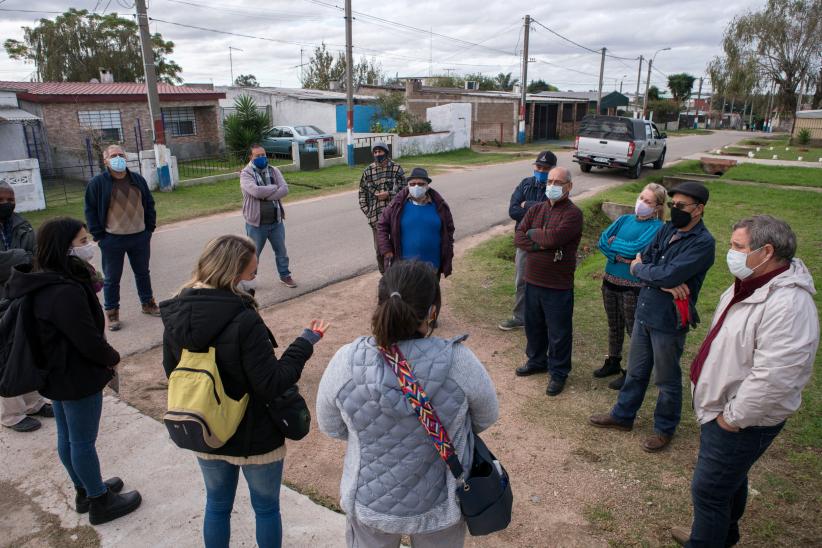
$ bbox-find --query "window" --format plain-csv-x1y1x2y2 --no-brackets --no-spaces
576,103,587,121
578,118,633,140
294,125,324,136
162,107,197,137
78,110,122,141
562,104,575,122
280,128,293,138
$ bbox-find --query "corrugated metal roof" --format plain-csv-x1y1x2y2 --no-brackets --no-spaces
0,107,40,122
796,109,822,119
218,86,376,101
0,81,222,96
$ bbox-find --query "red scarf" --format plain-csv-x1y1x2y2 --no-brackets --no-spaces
689,264,789,384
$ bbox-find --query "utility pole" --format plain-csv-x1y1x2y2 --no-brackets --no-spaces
344,0,354,166
135,0,171,189
634,55,643,117
518,15,530,144
765,81,776,132
229,46,243,86
596,47,606,115
643,58,653,119
692,77,703,129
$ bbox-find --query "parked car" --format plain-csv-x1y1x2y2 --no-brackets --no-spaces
261,125,339,158
572,115,667,179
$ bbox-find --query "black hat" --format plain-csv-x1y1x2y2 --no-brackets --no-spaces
534,150,557,168
407,167,432,183
670,181,709,205
372,142,390,155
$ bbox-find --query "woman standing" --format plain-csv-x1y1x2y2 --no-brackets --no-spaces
5,217,141,524
317,260,499,547
161,235,327,548
594,183,667,389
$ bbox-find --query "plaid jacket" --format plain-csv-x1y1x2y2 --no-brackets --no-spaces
358,161,406,227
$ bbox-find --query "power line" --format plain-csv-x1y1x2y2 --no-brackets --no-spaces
530,19,638,61
163,0,321,21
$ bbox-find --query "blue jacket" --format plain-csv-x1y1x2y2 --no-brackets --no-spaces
508,176,547,229
633,220,715,333
598,214,663,283
84,169,156,241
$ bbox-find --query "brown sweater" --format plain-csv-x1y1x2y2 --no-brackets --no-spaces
106,174,145,235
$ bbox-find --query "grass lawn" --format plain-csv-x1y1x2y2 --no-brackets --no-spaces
450,171,822,545
724,164,822,188
731,137,822,162
666,128,714,136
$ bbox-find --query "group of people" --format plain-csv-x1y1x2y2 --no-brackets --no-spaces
0,141,818,548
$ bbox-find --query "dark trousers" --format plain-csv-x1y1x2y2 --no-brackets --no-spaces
371,225,385,274
524,283,573,380
601,282,639,358
100,230,154,311
687,419,784,547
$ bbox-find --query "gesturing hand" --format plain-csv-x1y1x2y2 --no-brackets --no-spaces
662,283,690,301
309,319,330,338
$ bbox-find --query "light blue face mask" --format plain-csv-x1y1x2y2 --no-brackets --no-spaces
108,156,127,172
533,171,548,184
546,184,564,201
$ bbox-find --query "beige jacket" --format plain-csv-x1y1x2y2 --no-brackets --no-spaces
692,259,819,428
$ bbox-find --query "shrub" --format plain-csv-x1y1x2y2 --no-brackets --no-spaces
223,95,272,157
797,128,812,146
648,100,680,123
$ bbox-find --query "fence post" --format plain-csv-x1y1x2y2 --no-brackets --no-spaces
318,142,326,169
291,142,301,171
85,137,95,179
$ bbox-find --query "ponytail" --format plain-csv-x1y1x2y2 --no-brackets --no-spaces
371,260,438,348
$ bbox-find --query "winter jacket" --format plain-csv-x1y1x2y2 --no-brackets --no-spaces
160,288,313,457
5,265,119,401
0,213,35,298
317,335,499,534
84,169,156,242
692,259,819,428
508,175,547,229
240,163,289,228
359,160,406,228
376,187,456,277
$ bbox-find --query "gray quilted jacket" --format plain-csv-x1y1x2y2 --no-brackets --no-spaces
317,335,499,534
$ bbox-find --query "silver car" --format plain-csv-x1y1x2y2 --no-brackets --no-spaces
261,125,339,158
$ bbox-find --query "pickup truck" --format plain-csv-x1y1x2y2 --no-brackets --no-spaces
572,115,667,179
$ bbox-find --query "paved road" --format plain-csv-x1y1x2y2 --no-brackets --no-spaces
101,131,751,356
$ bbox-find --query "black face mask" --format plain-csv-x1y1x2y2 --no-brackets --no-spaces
0,202,14,221
670,206,694,229
373,154,386,163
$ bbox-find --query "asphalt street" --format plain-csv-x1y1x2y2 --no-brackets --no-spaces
99,131,751,356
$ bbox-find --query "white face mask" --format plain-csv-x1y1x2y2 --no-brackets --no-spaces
408,185,428,200
635,198,655,218
726,247,766,280
69,243,96,263
237,278,257,293
546,184,564,201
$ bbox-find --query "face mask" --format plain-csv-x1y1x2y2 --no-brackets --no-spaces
726,247,765,280
252,156,268,170
0,202,14,220
533,171,548,184
670,207,693,228
108,156,127,173
237,278,257,293
635,199,655,218
374,153,386,163
409,185,428,200
546,184,564,201
69,243,96,263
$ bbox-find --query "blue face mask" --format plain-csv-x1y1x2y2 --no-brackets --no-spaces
252,156,268,169
533,171,548,184
108,156,127,173
546,184,565,201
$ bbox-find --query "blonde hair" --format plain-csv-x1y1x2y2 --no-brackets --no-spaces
642,182,668,220
181,235,257,303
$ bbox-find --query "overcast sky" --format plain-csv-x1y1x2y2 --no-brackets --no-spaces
0,0,766,94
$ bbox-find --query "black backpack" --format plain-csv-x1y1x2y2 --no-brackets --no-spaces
0,295,47,397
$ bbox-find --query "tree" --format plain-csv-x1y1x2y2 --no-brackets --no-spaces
301,42,383,90
494,72,519,91
427,76,464,88
234,74,259,87
463,73,498,91
4,8,182,83
648,100,680,122
527,79,559,93
223,95,271,157
667,73,696,105
647,86,661,101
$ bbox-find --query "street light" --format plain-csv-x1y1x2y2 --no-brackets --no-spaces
643,47,671,118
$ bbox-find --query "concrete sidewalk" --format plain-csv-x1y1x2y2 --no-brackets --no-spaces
0,396,346,547
683,152,822,168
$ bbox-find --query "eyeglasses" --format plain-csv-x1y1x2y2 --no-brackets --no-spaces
668,200,697,210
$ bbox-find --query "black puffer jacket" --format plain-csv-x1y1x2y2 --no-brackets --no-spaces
5,265,119,400
160,288,313,457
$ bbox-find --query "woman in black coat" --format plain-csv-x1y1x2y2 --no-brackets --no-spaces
161,234,327,548
5,217,141,525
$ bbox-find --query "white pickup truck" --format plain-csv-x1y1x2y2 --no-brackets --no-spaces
572,116,667,179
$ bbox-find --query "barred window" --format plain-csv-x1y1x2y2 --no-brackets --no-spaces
562,103,575,122
78,110,123,141
162,107,197,137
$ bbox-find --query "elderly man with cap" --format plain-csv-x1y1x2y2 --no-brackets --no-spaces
499,150,557,331
590,181,716,453
0,181,52,433
359,142,405,273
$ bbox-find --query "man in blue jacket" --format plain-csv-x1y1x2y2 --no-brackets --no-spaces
84,144,158,331
589,181,715,453
498,150,556,331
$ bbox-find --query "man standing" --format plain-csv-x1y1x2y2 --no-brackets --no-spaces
359,142,405,273
513,166,583,396
589,181,716,453
0,182,52,432
241,144,296,288
85,144,159,331
499,150,557,331
671,216,818,547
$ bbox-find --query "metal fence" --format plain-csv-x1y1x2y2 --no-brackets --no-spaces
177,154,248,181
40,138,102,206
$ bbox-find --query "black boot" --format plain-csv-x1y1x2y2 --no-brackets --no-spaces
76,477,125,513
88,487,142,525
608,369,627,390
593,356,621,378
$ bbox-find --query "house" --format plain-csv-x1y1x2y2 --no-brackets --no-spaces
0,81,226,172
535,90,630,116
0,89,42,162
793,110,822,146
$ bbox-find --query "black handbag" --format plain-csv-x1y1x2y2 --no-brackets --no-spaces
379,344,513,536
267,385,311,440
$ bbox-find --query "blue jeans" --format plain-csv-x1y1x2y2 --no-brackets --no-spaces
99,230,154,310
610,321,686,436
52,392,106,498
246,222,290,279
687,420,784,547
197,458,284,548
524,283,574,380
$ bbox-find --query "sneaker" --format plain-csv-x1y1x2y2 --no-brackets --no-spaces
498,318,524,331
106,309,121,331
30,403,54,418
141,299,161,317
8,416,41,432
280,276,298,288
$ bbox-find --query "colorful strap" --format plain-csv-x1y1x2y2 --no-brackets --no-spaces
379,344,465,480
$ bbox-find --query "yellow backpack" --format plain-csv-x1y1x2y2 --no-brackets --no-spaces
164,348,249,452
